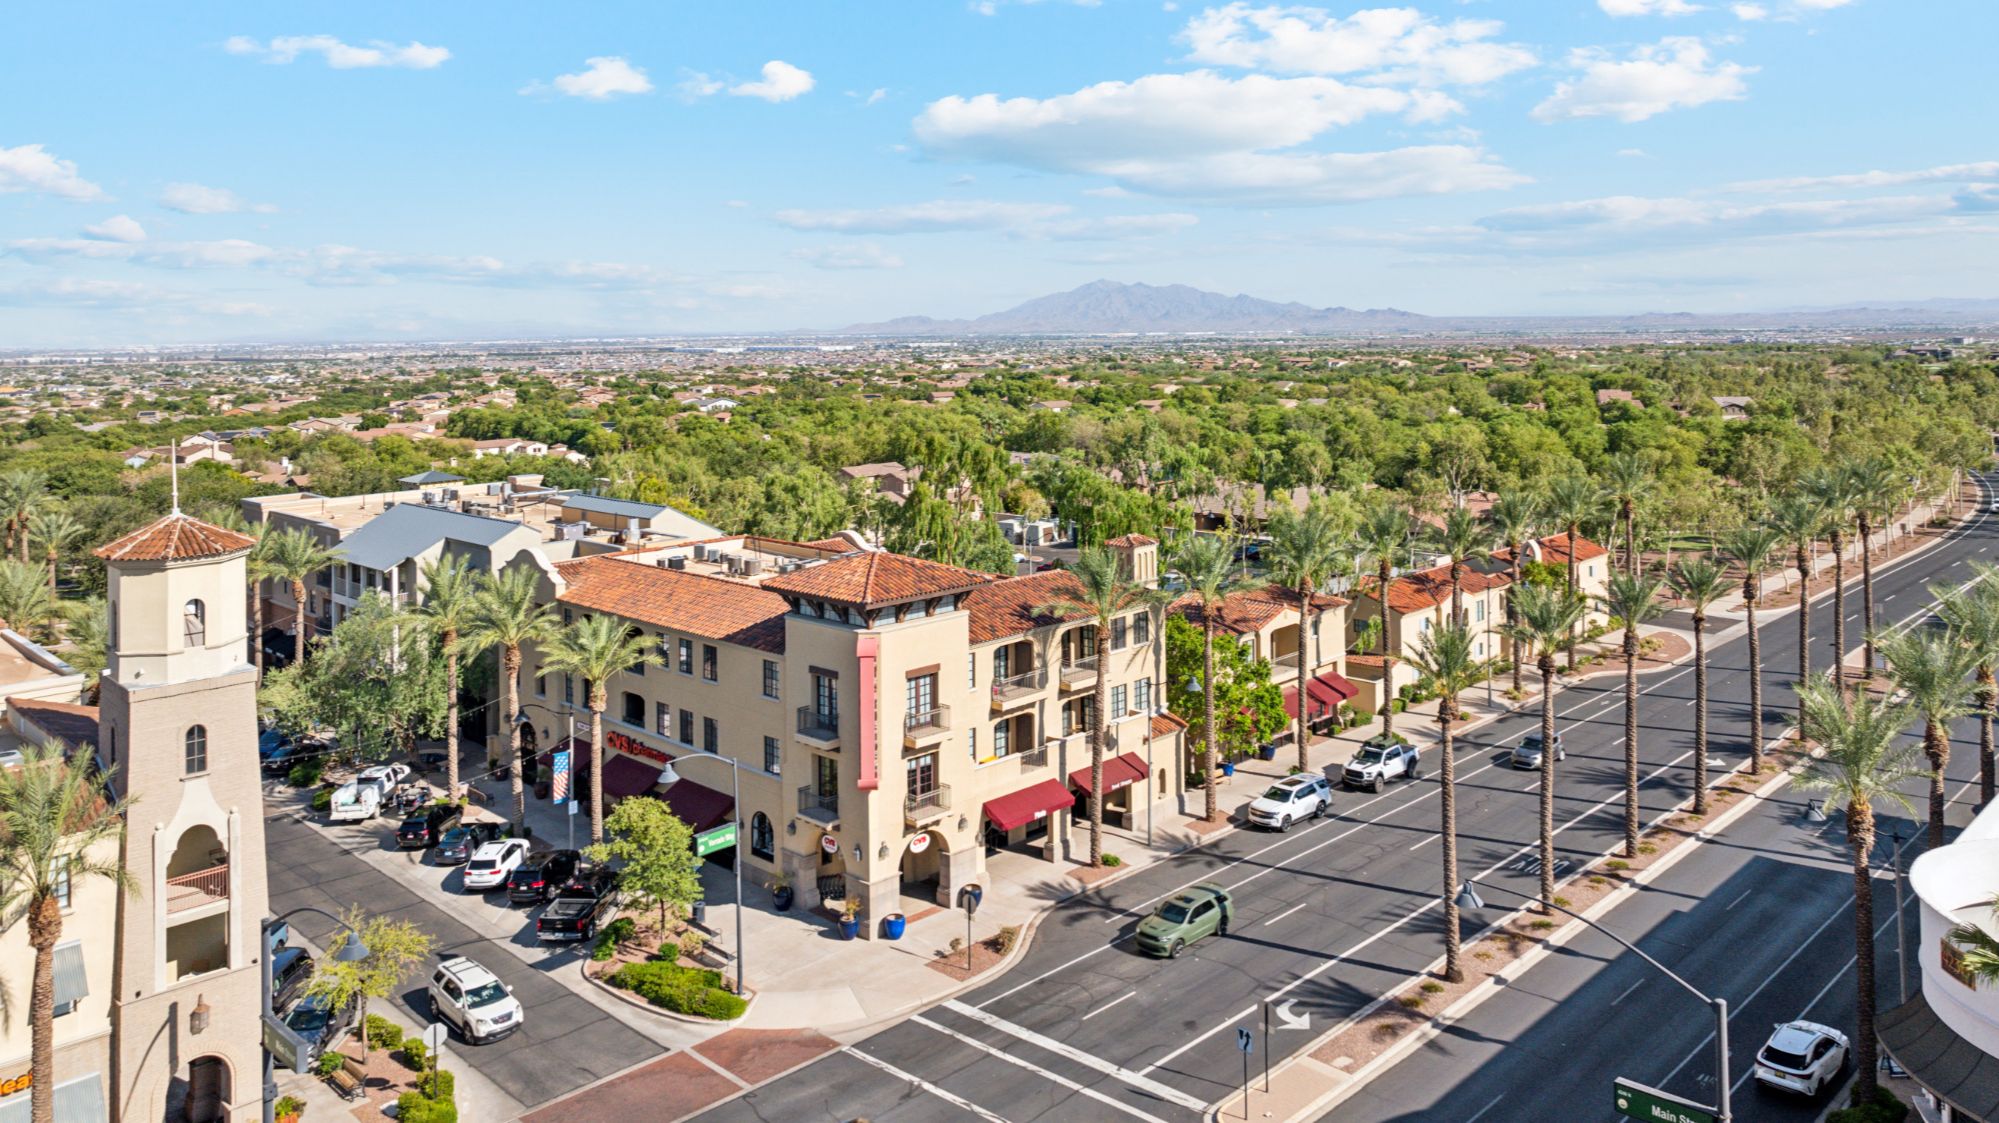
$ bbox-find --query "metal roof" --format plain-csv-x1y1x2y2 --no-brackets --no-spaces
335,502,529,572
559,493,667,519
399,470,466,485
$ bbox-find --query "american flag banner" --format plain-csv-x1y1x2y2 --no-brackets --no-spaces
551,750,571,804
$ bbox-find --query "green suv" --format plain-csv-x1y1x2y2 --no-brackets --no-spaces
1135,883,1234,958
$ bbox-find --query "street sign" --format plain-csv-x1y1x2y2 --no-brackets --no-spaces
1236,1028,1254,1054
694,822,738,857
1613,1078,1717,1123
421,1023,446,1052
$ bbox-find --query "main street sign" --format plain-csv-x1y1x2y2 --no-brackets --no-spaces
694,822,738,857
1612,1078,1717,1123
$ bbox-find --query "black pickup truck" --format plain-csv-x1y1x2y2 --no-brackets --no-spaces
535,867,618,942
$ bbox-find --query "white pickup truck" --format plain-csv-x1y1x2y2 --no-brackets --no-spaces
1340,734,1421,792
327,782,382,822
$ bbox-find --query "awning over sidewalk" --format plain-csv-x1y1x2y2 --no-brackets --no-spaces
1283,671,1360,721
983,779,1075,832
650,776,734,834
1069,751,1148,797
603,753,664,798
536,737,590,769
1879,991,1999,1121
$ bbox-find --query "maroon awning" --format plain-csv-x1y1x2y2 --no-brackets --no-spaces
603,753,664,798
536,737,590,768
1284,672,1360,720
651,777,735,834
1069,751,1148,796
983,779,1074,832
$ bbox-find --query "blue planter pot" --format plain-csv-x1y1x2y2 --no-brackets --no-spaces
882,913,907,940
838,916,861,940
1220,761,1236,778
1257,745,1278,761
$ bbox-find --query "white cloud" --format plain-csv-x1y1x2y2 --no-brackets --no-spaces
1180,4,1537,86
1083,185,1133,198
1617,147,1650,158
1041,212,1200,239
159,181,274,214
1533,38,1753,123
0,277,271,317
914,71,1519,204
1473,191,1971,253
1726,162,1999,194
731,60,815,102
224,35,449,69
773,199,1200,239
529,56,654,100
1730,3,1768,17
1599,0,1704,16
790,244,906,270
865,88,889,106
677,70,725,100
0,144,106,201
1733,0,1852,17
82,215,146,242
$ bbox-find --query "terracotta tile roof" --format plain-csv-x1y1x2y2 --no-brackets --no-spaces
1354,561,1512,615
1171,583,1346,636
6,697,101,753
554,556,790,653
1149,711,1189,739
1104,533,1158,547
93,513,256,563
761,550,995,609
1494,532,1610,568
962,571,1090,644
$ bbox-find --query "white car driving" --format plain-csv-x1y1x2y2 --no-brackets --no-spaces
1753,1020,1849,1096
461,838,530,892
427,956,523,1044
1247,775,1331,832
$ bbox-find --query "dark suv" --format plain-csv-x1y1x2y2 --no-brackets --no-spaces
434,822,504,866
397,804,462,850
270,945,315,1013
507,849,583,905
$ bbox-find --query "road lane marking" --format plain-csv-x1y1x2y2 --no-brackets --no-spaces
941,1000,1211,1113
1408,834,1440,851
844,1045,1013,1123
1465,1099,1504,1123
1724,889,1751,911
1264,901,1310,926
908,1015,1174,1123
1082,991,1138,1021
1611,979,1644,1006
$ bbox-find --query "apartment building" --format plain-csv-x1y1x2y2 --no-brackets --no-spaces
1170,584,1363,737
513,534,1180,936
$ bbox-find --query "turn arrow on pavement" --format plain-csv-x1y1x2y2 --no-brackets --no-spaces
1275,999,1311,1031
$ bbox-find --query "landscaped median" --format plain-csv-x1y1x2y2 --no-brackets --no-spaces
582,915,753,1023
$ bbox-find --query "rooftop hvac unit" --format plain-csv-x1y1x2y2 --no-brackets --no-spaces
724,554,745,576
442,489,459,502
421,491,437,505
741,556,765,576
778,561,802,574
692,544,711,561
667,556,688,571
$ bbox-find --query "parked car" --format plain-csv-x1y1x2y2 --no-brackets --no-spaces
356,763,412,799
1341,735,1420,792
282,992,358,1069
1753,1020,1849,1096
462,839,531,891
535,868,619,941
1136,883,1233,959
327,782,382,822
397,804,462,850
259,730,303,774
427,956,524,1044
269,945,315,1013
1247,775,1331,832
1509,731,1566,770
434,822,505,866
507,849,582,905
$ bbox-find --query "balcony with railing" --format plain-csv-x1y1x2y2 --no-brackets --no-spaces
991,669,1046,710
903,705,952,748
1016,742,1050,769
165,863,229,915
796,706,840,747
904,783,952,825
1058,656,1099,691
797,783,840,825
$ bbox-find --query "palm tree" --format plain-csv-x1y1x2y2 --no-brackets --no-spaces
59,599,108,703
1669,555,1732,815
1879,627,1979,848
1489,491,1540,695
1404,621,1480,982
1805,466,1861,695
1264,506,1341,771
1603,451,1653,576
467,566,556,833
0,558,56,639
0,468,48,564
1355,503,1412,736
1947,896,1999,988
1429,507,1496,626
242,521,275,679
1721,524,1784,772
1545,474,1607,672
1848,457,1902,677
1600,571,1667,857
1794,672,1927,1106
418,555,483,805
27,507,84,602
1501,583,1589,913
263,526,341,667
1034,547,1168,868
0,743,136,1123
1937,563,1999,806
1171,535,1247,824
542,613,661,844
1767,493,1828,732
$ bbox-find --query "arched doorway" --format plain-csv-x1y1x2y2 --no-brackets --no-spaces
183,1054,231,1123
899,830,949,905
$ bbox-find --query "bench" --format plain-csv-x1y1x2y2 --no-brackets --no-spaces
325,1053,366,1101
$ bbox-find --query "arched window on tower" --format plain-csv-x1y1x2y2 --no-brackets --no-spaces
183,599,206,647
184,725,208,775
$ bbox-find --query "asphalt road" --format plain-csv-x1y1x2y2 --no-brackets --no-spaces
695,482,1997,1123
263,806,665,1111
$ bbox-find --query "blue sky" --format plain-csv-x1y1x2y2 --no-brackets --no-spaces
2,0,1994,345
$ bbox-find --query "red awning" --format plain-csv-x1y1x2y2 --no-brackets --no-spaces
1284,672,1360,720
983,779,1075,832
536,737,590,768
603,753,664,799
651,777,735,834
1069,751,1148,797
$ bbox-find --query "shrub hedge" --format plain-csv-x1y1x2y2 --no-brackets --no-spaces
608,960,747,1020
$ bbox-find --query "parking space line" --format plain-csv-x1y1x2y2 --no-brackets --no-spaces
844,1045,1013,1123
941,1000,1210,1113
1264,901,1310,926
1082,991,1138,1021
909,1014,1172,1123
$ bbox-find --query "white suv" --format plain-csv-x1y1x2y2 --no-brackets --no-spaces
1753,1020,1848,1096
427,956,523,1045
1247,775,1331,832
462,838,530,892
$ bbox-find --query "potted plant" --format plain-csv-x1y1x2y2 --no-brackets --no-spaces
1257,740,1279,761
767,872,794,912
1220,758,1236,778
274,1095,306,1123
881,910,907,940
838,897,863,940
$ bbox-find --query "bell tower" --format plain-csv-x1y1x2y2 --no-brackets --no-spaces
95,513,270,1123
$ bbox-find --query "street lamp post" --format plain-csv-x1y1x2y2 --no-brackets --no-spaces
1890,825,1909,1006
1456,880,1732,1123
262,907,369,1123
657,753,746,996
